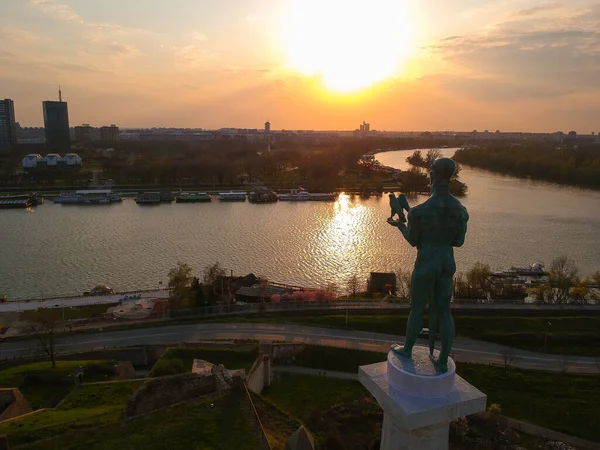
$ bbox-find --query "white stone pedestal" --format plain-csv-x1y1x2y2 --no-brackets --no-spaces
359,346,486,450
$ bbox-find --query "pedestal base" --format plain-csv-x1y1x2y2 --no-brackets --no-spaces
359,346,486,450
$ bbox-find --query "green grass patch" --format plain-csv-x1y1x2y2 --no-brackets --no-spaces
148,346,258,377
0,380,144,446
20,304,110,322
262,373,383,449
28,392,263,450
293,346,386,373
0,360,117,409
58,380,145,411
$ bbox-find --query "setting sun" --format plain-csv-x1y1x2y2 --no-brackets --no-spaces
284,0,412,92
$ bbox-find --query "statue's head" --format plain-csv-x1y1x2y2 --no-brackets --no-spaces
430,157,456,186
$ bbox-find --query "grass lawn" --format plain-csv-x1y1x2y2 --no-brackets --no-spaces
457,363,600,443
286,346,600,443
148,346,258,377
0,380,144,446
0,360,116,409
293,346,386,373
28,392,263,450
20,304,110,322
262,373,382,449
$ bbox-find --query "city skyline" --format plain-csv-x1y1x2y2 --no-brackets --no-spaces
1,0,600,132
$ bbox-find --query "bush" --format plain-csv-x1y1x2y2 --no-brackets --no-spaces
149,358,185,377
323,433,345,450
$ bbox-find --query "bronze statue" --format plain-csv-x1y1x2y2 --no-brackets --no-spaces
387,157,469,372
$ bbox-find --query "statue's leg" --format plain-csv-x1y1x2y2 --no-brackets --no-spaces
428,300,437,356
392,269,431,358
434,275,455,373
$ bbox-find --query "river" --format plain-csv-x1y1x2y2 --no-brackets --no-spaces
1,148,599,299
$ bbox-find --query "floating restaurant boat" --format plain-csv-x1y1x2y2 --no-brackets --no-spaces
135,192,161,205
160,192,175,203
0,193,43,209
176,192,212,203
53,189,122,204
248,188,278,204
218,192,246,202
309,192,338,201
278,188,310,201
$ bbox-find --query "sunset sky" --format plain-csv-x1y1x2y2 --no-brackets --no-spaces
1,0,599,131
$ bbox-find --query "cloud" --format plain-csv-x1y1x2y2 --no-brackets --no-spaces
428,3,600,102
28,0,80,22
190,32,207,42
507,3,563,18
172,45,218,67
0,26,43,44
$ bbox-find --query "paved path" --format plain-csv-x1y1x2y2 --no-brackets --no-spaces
0,323,598,374
272,365,358,380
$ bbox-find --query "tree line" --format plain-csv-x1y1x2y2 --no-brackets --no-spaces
453,143,600,190
403,149,468,196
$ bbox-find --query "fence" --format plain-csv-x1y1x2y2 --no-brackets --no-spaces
242,382,271,450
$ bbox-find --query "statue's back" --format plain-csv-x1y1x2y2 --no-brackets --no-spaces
409,195,468,248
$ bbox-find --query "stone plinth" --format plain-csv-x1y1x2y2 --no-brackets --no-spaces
359,346,486,450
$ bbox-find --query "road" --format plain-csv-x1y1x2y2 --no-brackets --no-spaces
1,322,598,375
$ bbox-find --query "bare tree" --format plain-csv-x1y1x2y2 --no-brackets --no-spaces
203,262,227,303
548,256,579,304
29,308,62,368
502,348,515,371
425,149,443,168
346,274,360,298
395,269,412,301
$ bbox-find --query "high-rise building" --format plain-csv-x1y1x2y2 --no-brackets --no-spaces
100,124,119,141
74,124,94,142
265,121,271,134
43,91,70,151
0,99,18,153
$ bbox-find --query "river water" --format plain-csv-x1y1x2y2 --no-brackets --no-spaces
1,148,599,299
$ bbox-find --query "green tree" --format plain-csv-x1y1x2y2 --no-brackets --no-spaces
466,262,493,299
168,262,193,309
406,150,426,168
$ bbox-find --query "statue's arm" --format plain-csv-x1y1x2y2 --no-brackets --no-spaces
398,211,420,247
453,208,469,247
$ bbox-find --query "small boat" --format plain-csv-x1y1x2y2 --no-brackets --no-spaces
176,193,212,203
136,192,161,205
160,192,175,203
278,188,310,201
219,192,246,202
309,192,338,201
0,195,31,209
248,188,278,204
54,190,121,204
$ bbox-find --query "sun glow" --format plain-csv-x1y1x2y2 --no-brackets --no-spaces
284,0,412,92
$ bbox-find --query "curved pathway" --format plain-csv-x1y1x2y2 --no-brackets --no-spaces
1,322,598,374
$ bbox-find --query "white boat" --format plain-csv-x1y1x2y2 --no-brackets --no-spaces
278,189,310,201
54,189,122,204
218,192,246,202
309,192,338,201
